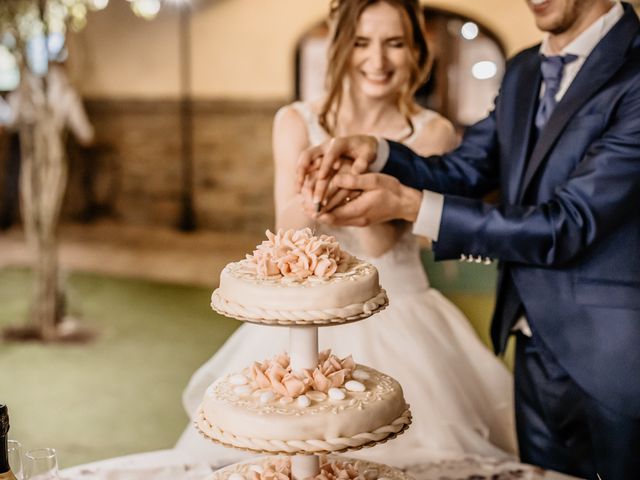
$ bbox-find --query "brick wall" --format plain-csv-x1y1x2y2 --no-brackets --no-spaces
63,99,282,234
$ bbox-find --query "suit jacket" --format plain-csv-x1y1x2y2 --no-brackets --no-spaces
384,3,640,417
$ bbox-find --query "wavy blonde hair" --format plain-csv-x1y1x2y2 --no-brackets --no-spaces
319,0,432,137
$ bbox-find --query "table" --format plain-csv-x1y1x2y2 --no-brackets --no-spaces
60,449,582,480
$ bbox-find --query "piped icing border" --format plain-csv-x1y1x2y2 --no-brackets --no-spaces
211,289,388,324
196,406,412,454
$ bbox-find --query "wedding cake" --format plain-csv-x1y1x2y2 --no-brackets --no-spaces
198,229,410,479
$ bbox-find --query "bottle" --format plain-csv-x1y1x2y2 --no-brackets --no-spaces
0,405,17,480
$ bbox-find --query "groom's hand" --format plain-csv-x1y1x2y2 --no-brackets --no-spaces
316,173,422,226
296,135,379,205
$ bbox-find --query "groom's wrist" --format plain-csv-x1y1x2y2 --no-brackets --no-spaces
369,137,390,173
399,186,423,223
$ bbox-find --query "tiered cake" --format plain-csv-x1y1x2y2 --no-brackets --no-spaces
197,228,412,480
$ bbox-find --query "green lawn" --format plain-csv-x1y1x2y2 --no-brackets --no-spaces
0,268,240,467
0,255,509,468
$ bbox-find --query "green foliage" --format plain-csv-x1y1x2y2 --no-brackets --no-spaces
0,0,103,67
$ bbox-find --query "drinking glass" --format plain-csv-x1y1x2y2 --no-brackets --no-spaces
23,448,60,480
7,440,23,480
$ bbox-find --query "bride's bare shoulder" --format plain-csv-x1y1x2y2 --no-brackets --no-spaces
274,99,325,131
272,103,311,167
274,102,304,126
409,107,459,156
273,103,308,140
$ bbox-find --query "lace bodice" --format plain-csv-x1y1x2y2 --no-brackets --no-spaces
290,101,435,295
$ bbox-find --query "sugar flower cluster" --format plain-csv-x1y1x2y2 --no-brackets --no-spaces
314,459,361,480
247,457,363,480
246,228,351,279
249,350,355,399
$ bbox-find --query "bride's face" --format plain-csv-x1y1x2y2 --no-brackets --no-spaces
348,2,412,101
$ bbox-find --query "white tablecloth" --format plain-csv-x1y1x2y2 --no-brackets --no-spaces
61,450,215,480
60,449,582,480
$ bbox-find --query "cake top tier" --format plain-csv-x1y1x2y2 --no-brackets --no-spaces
211,229,388,325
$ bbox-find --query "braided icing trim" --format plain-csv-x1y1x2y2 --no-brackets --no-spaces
211,289,388,325
196,406,411,454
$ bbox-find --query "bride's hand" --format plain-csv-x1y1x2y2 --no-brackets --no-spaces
297,135,378,204
321,161,361,213
302,162,362,217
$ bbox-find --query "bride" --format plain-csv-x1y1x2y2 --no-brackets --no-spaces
177,0,517,466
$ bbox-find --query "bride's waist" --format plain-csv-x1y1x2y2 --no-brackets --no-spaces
375,264,430,294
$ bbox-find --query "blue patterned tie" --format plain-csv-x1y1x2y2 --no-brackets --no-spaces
535,54,578,130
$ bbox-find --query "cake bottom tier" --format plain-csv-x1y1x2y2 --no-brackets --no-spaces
211,455,413,480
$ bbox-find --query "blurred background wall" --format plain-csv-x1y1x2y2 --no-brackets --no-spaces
7,0,544,234
70,0,540,99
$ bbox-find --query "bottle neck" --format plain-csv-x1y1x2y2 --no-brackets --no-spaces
0,434,10,474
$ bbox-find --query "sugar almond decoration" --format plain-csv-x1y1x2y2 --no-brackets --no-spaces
229,350,367,404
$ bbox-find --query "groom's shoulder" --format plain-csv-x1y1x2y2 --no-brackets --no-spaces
505,44,541,70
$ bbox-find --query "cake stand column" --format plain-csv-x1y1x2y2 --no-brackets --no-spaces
289,326,320,479
289,326,318,372
291,455,320,480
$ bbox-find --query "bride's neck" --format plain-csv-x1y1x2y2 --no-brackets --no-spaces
334,88,406,137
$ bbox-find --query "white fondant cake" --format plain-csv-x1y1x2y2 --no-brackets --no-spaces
196,354,411,454
210,229,388,324
211,455,413,480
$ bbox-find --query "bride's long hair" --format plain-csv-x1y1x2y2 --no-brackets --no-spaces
319,0,432,137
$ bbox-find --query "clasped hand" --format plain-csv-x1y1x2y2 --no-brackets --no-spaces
296,135,421,226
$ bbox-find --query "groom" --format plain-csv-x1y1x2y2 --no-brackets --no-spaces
298,1,640,478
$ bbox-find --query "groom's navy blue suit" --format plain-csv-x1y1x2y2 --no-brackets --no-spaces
384,3,640,477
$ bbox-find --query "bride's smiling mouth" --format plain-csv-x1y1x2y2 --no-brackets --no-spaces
362,71,394,83
529,0,551,12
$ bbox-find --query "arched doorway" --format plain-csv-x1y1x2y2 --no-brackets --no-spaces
295,7,506,128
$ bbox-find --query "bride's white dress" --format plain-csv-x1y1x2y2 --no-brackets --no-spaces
176,103,517,467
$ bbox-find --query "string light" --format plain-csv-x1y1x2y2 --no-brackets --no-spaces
131,0,161,20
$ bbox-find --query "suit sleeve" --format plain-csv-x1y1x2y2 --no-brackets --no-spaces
434,79,640,266
382,108,501,198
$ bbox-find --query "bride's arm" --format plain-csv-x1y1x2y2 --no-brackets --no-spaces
273,105,314,231
350,221,409,258
410,114,459,158
350,113,459,256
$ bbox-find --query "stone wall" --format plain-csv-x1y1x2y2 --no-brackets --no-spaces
63,99,281,234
